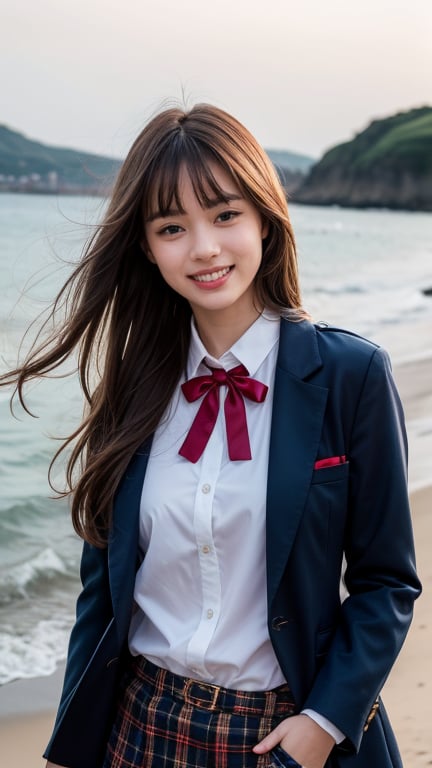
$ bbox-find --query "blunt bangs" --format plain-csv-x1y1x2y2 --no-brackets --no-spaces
142,132,237,221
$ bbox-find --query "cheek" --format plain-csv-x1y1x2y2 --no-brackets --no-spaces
231,227,263,259
147,241,172,272
245,232,265,269
143,234,156,264
151,251,184,288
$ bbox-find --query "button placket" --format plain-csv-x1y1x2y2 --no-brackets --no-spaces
186,413,223,672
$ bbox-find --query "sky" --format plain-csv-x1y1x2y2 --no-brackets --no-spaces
2,0,431,161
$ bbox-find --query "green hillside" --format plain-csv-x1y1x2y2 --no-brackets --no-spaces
296,106,432,210
317,107,432,174
0,125,121,191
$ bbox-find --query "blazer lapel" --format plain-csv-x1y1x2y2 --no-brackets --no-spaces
108,439,152,635
266,320,328,606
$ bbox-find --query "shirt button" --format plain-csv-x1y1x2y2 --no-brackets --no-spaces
207,609,214,619
201,483,211,494
201,545,210,554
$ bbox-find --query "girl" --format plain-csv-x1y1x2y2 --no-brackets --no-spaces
2,104,420,768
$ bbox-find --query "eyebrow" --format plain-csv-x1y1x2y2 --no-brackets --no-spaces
146,193,243,223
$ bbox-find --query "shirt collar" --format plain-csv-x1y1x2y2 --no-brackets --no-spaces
187,310,281,378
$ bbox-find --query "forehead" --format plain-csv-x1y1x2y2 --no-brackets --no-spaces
175,164,242,210
144,158,242,220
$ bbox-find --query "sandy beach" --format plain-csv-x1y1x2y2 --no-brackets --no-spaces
0,355,430,768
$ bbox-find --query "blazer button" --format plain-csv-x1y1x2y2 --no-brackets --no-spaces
271,616,289,631
106,657,119,668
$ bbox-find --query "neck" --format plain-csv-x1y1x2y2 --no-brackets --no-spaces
192,305,263,358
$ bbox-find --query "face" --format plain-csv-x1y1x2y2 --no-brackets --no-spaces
143,163,268,333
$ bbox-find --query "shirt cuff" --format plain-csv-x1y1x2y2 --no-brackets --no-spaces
301,709,345,745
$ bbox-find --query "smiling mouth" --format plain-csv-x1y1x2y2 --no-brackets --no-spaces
191,266,232,283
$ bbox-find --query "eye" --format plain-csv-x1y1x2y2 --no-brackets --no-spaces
158,224,183,235
216,210,240,223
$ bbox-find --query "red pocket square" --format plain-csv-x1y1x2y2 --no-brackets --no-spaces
314,455,347,469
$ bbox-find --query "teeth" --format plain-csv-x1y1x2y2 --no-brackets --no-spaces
193,267,230,283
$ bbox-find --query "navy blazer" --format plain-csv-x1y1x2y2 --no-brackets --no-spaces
44,320,421,768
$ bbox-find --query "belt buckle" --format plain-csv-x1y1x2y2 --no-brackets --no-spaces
183,678,220,710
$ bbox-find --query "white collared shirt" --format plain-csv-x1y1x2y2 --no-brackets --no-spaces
129,310,284,689
129,310,344,743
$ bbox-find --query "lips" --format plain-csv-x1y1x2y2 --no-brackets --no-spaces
190,266,232,283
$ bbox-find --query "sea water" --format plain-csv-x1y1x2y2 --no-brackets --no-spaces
0,193,431,685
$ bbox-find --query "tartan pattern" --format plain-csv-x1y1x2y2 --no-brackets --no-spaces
103,656,296,768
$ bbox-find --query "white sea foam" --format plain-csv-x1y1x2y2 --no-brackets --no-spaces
0,548,68,602
0,616,71,685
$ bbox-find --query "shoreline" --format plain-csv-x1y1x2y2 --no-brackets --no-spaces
0,484,430,767
382,484,431,767
392,354,432,493
2,189,432,214
0,665,64,768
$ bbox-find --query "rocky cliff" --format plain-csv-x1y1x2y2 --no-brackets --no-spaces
294,107,432,211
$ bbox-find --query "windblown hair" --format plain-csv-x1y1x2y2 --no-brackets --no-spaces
0,103,308,546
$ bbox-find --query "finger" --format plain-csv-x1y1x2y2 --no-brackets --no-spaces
253,724,284,753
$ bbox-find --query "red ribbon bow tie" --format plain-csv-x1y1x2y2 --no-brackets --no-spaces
179,364,268,463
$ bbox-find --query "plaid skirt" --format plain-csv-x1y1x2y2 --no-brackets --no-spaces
103,655,297,768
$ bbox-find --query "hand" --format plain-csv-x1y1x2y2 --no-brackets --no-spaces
253,713,335,768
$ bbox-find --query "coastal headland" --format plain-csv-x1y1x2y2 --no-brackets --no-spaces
294,107,432,211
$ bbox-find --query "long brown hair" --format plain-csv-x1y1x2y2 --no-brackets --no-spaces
0,104,308,547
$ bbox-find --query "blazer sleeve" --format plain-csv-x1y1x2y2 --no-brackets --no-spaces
45,540,113,742
303,346,421,751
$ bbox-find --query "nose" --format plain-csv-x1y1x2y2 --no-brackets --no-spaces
189,224,221,261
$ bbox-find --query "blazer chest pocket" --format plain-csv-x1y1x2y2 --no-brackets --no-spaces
307,460,350,537
311,460,349,485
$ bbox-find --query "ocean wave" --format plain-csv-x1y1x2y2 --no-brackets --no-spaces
295,217,348,235
311,284,367,295
0,547,71,605
0,495,66,525
0,446,54,468
0,498,71,560
0,615,72,685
